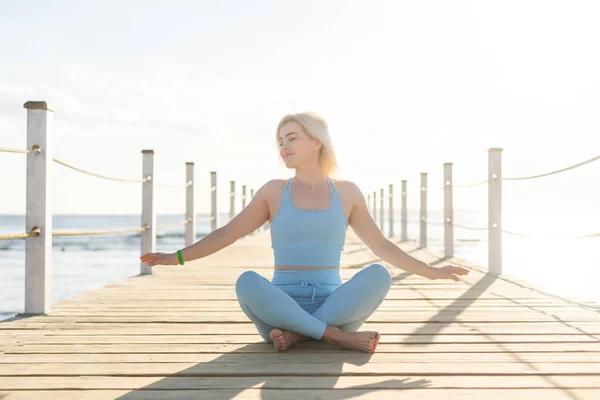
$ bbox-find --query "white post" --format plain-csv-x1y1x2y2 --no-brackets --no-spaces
388,184,394,238
229,180,235,222
444,163,454,258
401,180,407,241
185,162,196,247
242,185,247,209
420,173,427,248
367,194,371,216
379,188,384,233
210,171,217,232
141,150,156,275
489,148,503,275
24,101,53,315
372,191,377,225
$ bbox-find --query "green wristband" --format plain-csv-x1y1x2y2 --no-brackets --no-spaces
176,250,184,265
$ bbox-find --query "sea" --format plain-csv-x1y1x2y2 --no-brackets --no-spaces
1,209,599,321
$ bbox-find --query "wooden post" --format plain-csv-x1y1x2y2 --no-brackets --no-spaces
489,148,503,275
372,191,377,225
379,188,384,233
444,163,454,258
401,180,407,241
242,185,247,209
141,150,156,275
24,101,53,315
367,194,371,216
210,171,217,232
185,162,196,247
229,180,235,222
388,184,394,238
420,173,427,248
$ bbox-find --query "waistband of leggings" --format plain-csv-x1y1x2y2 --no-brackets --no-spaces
271,268,342,285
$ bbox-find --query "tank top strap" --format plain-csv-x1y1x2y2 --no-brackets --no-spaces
326,177,337,193
282,178,293,199
287,178,294,189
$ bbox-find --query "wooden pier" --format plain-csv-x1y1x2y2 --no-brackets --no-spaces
1,230,600,399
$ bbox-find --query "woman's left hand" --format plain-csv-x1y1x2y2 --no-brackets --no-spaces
432,265,470,281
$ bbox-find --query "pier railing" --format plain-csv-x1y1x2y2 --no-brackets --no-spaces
367,150,599,275
0,101,264,314
3,101,598,315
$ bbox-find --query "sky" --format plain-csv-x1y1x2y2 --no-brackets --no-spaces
0,0,598,216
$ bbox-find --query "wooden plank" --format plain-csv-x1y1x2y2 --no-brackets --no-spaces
8,314,599,323
1,375,600,390
3,361,600,376
2,389,600,400
2,334,598,345
5,342,600,354
3,322,600,335
49,304,590,310
3,352,600,364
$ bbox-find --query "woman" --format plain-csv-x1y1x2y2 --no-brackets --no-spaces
140,111,469,354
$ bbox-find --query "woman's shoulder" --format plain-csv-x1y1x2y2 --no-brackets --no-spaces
330,178,363,199
330,178,358,189
259,178,288,196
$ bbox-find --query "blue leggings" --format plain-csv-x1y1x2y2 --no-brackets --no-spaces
235,263,392,342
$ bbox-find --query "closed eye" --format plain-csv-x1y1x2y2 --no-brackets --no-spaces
278,138,296,146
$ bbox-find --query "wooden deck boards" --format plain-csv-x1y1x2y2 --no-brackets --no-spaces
1,230,599,399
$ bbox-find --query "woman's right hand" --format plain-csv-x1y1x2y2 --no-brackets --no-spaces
140,252,179,267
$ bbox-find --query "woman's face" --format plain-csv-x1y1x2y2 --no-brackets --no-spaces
278,120,320,169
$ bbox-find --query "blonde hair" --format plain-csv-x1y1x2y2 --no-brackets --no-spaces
275,111,339,177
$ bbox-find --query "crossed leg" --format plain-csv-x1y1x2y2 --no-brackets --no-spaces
235,263,392,352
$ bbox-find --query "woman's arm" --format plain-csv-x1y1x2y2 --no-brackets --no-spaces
141,180,273,266
179,180,273,262
346,182,468,281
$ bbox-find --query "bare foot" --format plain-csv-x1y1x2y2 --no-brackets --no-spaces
269,329,307,352
329,330,381,353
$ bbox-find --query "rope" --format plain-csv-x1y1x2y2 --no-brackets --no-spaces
453,223,488,231
503,154,600,181
0,230,39,240
501,228,600,240
52,158,148,183
0,147,30,154
427,154,599,192
53,219,193,237
1,148,189,187
428,222,599,240
0,218,212,241
156,219,190,229
53,226,148,237
53,158,190,187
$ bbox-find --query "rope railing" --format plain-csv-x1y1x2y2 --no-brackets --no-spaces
53,157,192,188
429,154,599,192
387,218,599,240
502,154,600,181
1,147,190,187
0,147,30,154
52,157,150,184
0,229,40,240
53,226,149,237
369,149,598,274
0,216,217,241
1,101,265,315
501,228,600,240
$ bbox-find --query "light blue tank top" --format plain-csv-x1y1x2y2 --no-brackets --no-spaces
270,177,348,267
